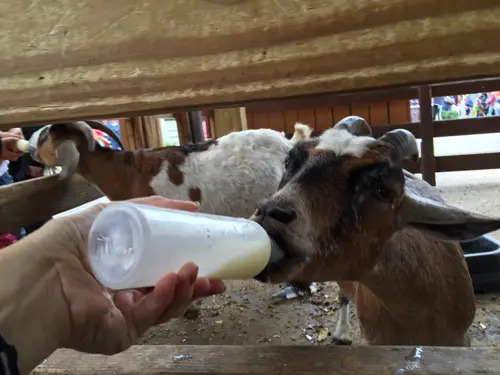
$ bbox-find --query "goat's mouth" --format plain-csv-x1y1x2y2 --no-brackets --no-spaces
254,231,308,284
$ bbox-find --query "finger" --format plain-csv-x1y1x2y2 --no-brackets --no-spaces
131,196,200,212
113,289,143,321
192,278,226,300
158,263,198,321
130,273,179,335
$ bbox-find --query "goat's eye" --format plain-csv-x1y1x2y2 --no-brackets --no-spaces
285,147,307,172
284,157,292,170
374,187,391,201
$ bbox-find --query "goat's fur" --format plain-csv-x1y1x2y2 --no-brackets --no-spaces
31,122,299,218
252,118,500,346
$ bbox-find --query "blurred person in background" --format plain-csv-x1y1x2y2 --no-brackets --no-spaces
0,128,26,248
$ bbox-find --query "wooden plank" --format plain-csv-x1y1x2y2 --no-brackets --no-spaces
434,116,500,137
432,77,500,97
333,105,351,124
245,109,254,129
173,112,190,145
284,110,299,133
314,107,334,130
369,101,389,126
251,111,270,131
208,111,216,139
2,1,500,127
245,86,418,113
239,108,248,131
436,152,500,172
297,108,316,129
0,175,103,233
213,107,247,137
388,100,411,124
33,345,500,375
419,86,436,186
118,119,132,151
267,110,286,132
350,103,370,123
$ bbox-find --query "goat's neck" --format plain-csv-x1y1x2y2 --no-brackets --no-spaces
78,147,161,200
353,230,475,345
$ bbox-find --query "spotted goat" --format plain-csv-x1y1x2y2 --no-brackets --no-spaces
29,120,307,218
252,120,500,346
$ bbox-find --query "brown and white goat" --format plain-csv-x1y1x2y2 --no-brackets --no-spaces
30,121,298,218
252,121,500,346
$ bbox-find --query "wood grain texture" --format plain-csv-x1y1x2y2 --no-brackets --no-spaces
297,108,316,129
369,101,390,126
0,175,103,233
32,345,500,375
284,110,299,133
314,107,334,130
333,105,351,124
249,111,269,131
1,1,499,127
213,107,247,136
350,103,370,122
388,100,411,124
267,110,286,132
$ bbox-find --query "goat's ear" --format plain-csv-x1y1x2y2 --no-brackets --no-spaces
398,190,500,241
56,140,80,179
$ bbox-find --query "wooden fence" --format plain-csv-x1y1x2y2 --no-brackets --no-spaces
220,77,500,186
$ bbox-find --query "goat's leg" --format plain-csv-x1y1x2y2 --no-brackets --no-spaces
331,282,355,345
331,294,352,345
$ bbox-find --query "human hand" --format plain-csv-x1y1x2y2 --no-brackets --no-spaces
33,196,226,355
7,127,24,139
0,135,23,160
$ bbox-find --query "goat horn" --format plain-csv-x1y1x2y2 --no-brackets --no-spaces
332,116,372,136
85,120,125,150
56,140,80,179
378,129,419,163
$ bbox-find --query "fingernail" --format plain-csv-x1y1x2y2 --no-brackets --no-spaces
190,266,199,284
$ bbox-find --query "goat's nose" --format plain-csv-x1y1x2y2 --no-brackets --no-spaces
267,206,297,224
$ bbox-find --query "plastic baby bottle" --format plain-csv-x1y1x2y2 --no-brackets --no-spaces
87,202,282,290
16,139,30,153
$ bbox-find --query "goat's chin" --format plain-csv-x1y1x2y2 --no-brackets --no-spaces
254,256,309,284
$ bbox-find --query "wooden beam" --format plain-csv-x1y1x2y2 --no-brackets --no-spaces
432,77,500,97
0,175,103,233
172,112,190,145
436,152,500,172
434,116,500,137
32,345,500,375
1,1,500,127
213,107,248,137
418,86,436,186
246,86,419,114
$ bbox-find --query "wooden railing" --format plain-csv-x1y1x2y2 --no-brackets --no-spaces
242,77,500,186
32,344,500,375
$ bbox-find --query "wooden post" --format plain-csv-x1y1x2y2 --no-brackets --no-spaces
188,111,205,143
418,85,436,186
213,107,248,137
173,112,191,145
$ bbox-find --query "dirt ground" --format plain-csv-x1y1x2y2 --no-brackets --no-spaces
140,170,500,348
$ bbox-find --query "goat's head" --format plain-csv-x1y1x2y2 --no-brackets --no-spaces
29,120,122,179
252,116,500,284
